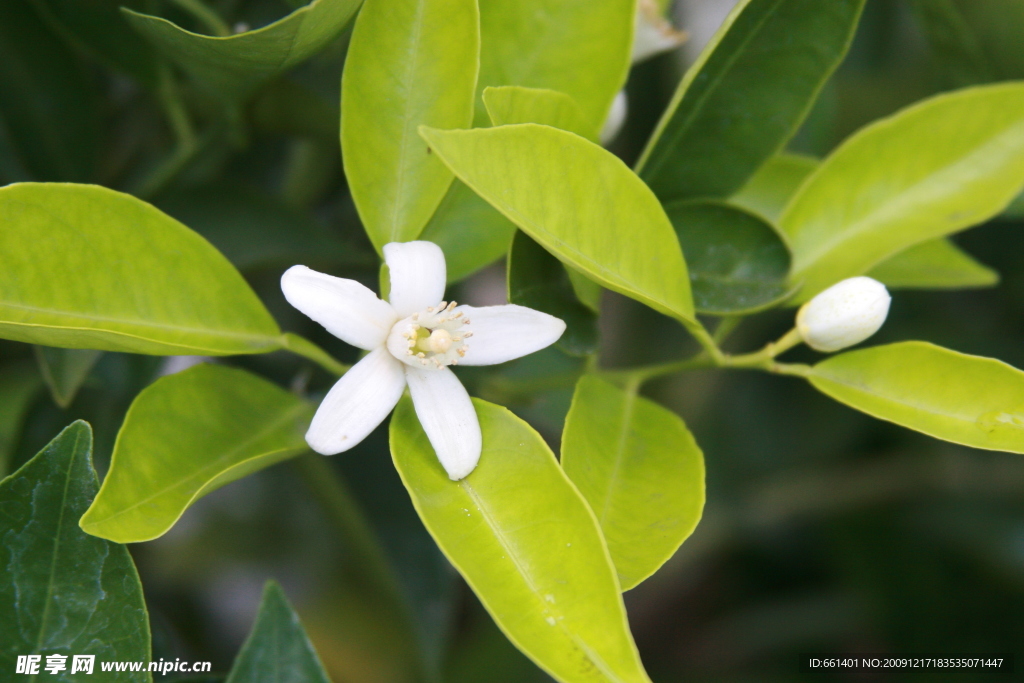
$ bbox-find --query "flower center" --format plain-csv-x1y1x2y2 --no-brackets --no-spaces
386,301,472,369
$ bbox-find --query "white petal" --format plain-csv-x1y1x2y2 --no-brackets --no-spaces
384,241,446,318
632,0,686,64
405,365,481,480
282,265,397,350
454,304,566,366
306,347,406,454
601,90,627,145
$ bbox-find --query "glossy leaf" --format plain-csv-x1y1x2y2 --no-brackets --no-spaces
391,396,651,683
866,239,997,290
508,231,598,357
731,154,999,291
0,422,151,680
637,0,865,201
28,0,159,85
422,124,694,322
35,346,102,408
809,341,1024,454
342,0,479,252
782,83,1024,301
123,0,361,102
562,377,705,590
157,183,368,273
226,581,331,683
0,183,282,355
665,200,791,314
730,153,818,223
80,364,313,543
0,0,99,182
477,0,633,130
0,361,42,477
483,86,596,140
420,181,518,283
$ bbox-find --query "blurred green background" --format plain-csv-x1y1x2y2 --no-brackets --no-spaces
3,0,1024,680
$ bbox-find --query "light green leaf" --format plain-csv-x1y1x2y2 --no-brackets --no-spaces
665,200,791,314
637,0,865,201
782,83,1024,301
866,239,997,290
508,231,598,357
477,0,633,131
390,396,651,683
80,364,313,543
0,361,42,477
730,153,818,223
562,376,704,591
483,86,596,140
0,421,151,681
0,183,283,355
29,0,159,86
808,341,1024,453
342,0,479,252
123,0,361,102
731,154,998,291
421,124,694,322
420,180,518,283
226,581,331,683
35,345,102,408
0,0,99,183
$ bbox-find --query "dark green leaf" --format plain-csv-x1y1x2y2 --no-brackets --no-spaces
0,361,42,477
34,346,102,408
637,0,865,201
508,231,598,357
0,0,99,182
908,0,996,86
225,581,330,683
665,200,791,314
0,421,151,681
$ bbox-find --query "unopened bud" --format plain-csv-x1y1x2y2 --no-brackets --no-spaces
796,277,891,352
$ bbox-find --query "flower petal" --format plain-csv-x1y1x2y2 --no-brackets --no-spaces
454,304,566,366
405,365,481,480
306,347,406,454
384,241,446,318
282,265,397,350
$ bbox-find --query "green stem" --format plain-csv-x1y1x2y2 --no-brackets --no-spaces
168,0,231,36
712,315,743,344
281,332,350,376
680,317,726,364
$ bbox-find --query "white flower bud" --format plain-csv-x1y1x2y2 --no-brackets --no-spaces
796,277,891,352
600,90,628,145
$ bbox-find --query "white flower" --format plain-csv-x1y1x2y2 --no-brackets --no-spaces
632,0,687,64
796,276,891,352
281,241,566,480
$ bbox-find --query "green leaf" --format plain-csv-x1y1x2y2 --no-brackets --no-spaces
0,421,152,681
1005,189,1024,219
508,231,598,357
226,581,331,683
866,239,998,290
80,364,313,543
390,396,651,683
421,124,694,322
342,0,479,253
0,361,42,477
731,154,999,292
420,180,518,283
730,153,818,223
483,86,596,140
782,83,1024,301
0,0,99,183
636,0,865,201
665,200,792,314
157,183,369,273
28,0,159,85
123,0,361,102
477,0,633,131
907,0,996,86
808,341,1024,454
561,376,705,591
35,346,102,408
0,183,282,355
